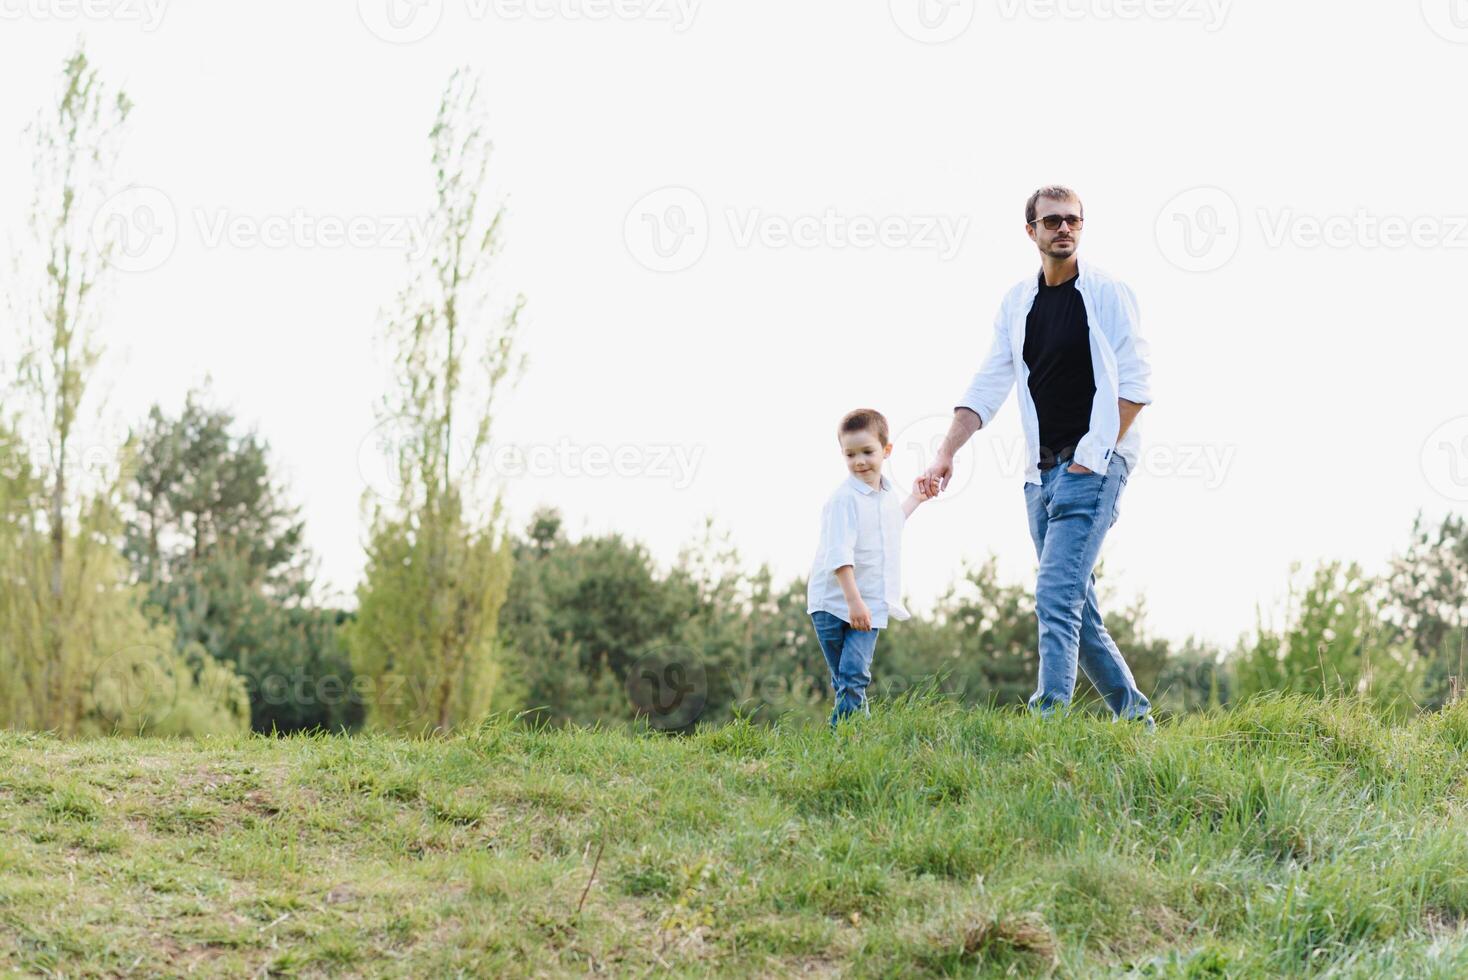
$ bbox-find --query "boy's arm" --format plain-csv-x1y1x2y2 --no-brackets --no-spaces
834,566,872,631
901,478,935,519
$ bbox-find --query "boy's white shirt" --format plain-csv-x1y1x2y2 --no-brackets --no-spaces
806,472,911,629
956,257,1155,485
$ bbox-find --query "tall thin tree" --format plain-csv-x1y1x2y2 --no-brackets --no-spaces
347,68,526,735
2,44,248,735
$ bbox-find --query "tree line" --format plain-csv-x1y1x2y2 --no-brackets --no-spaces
1,44,1463,738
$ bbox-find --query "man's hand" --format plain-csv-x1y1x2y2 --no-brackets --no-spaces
918,453,954,498
848,599,873,632
1066,463,1093,475
917,410,981,498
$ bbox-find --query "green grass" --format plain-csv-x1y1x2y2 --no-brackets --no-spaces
3,695,1468,977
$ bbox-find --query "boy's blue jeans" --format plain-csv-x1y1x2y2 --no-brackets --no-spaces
1023,453,1152,724
810,611,878,726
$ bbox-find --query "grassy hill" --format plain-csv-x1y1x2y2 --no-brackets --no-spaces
3,696,1468,977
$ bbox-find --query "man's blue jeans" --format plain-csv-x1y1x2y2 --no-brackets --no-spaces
1023,453,1152,723
810,611,879,726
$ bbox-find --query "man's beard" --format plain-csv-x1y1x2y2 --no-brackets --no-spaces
1042,240,1075,259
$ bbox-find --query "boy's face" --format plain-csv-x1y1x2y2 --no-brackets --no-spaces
840,428,891,485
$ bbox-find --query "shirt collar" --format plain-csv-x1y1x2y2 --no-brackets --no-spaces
1036,255,1085,288
846,473,891,495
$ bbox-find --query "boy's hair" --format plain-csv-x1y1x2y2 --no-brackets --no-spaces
1025,185,1084,225
838,408,889,446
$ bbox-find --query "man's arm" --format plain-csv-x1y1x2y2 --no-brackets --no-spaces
937,407,984,460
1064,280,1151,474
920,300,1014,495
1108,280,1154,407
1117,398,1144,443
1072,398,1145,472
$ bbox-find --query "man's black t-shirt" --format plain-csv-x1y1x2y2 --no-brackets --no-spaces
1022,271,1095,470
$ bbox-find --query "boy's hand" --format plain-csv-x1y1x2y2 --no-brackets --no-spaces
848,599,872,632
918,453,953,498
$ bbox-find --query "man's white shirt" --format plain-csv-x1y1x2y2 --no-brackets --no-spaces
806,472,910,629
956,257,1155,485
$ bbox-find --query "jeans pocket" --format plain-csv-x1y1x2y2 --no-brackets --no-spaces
1108,464,1128,527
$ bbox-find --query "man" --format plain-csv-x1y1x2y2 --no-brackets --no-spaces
918,186,1154,725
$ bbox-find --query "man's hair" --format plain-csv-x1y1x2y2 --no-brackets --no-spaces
1025,185,1084,225
838,408,889,446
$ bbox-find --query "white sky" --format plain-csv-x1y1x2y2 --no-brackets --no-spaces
3,1,1467,651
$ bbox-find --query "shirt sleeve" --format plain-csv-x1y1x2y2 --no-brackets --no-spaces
955,301,1016,426
816,494,859,574
1105,279,1154,406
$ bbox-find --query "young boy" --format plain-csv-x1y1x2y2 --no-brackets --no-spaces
807,408,930,727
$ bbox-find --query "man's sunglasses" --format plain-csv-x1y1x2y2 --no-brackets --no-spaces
1029,214,1084,231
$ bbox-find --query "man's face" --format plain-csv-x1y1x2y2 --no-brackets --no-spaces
839,428,890,483
1026,195,1084,260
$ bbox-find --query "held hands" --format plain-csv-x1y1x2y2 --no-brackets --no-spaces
904,474,939,518
916,454,953,500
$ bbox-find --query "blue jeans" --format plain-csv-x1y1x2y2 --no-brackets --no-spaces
1023,453,1152,724
810,611,879,726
